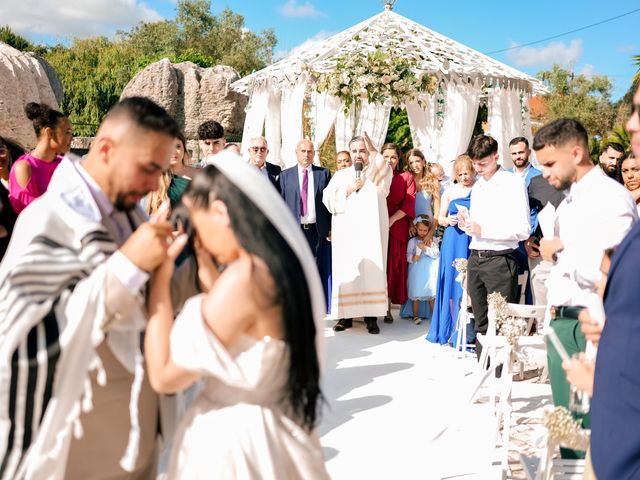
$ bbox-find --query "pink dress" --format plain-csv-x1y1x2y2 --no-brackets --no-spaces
9,153,62,213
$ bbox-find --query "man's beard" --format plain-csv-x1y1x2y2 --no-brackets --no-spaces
602,164,617,178
114,192,141,212
514,159,528,168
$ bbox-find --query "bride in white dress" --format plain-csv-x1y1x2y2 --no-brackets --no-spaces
144,153,329,479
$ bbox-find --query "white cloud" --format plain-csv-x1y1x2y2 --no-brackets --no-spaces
506,39,583,68
274,30,333,61
0,0,164,40
278,0,324,18
616,44,638,53
578,64,596,77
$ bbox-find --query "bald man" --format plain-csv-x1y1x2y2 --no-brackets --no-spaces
0,97,199,479
279,139,331,268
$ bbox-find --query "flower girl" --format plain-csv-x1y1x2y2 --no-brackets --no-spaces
407,216,440,324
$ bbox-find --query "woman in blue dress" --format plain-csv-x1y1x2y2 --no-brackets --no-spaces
427,154,475,345
400,149,441,318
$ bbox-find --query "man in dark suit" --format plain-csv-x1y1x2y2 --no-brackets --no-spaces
590,84,640,479
248,136,281,191
279,139,331,269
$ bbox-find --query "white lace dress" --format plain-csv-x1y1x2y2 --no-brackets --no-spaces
166,295,329,479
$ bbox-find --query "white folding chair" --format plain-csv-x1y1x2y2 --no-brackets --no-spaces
519,433,587,480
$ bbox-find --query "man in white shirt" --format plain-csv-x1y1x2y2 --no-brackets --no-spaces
460,135,531,357
535,118,637,458
508,136,541,188
248,136,281,191
598,141,624,181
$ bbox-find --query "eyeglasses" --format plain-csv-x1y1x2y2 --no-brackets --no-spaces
251,146,267,153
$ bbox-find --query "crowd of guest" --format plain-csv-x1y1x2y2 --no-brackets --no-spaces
1,80,640,479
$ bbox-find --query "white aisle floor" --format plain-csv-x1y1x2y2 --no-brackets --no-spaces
318,308,552,480
319,310,490,480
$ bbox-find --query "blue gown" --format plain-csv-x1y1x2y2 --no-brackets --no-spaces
426,192,471,344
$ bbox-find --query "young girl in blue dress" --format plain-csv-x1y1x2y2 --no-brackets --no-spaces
407,216,440,324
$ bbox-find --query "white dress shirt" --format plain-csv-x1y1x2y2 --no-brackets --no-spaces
547,167,638,307
469,168,531,251
298,164,316,224
259,164,270,179
76,162,149,293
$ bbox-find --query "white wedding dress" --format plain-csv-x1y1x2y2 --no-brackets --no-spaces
166,295,329,479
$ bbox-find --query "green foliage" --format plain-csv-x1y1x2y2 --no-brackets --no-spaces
37,0,277,136
0,25,33,51
46,37,137,136
634,54,640,84
385,108,413,151
536,64,616,140
604,124,631,151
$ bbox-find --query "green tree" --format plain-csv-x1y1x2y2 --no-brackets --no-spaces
0,25,33,51
536,64,616,140
384,108,413,151
46,38,136,136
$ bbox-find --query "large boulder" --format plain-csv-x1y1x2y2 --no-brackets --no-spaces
120,59,248,138
0,42,62,149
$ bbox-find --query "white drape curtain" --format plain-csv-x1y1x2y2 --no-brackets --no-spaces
406,94,437,162
264,89,282,167
240,85,270,163
310,91,341,165
488,86,525,169
335,99,391,152
280,78,307,169
355,99,391,152
436,79,481,177
335,103,357,152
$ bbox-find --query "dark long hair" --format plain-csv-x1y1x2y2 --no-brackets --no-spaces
185,165,322,430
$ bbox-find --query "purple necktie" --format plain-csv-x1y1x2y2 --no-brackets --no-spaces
301,168,308,217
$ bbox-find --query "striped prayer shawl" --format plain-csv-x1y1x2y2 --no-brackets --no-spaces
0,155,131,479
0,228,114,480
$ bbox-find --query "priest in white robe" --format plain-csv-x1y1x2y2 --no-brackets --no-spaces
323,134,392,334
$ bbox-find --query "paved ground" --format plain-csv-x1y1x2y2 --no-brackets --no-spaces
318,308,552,480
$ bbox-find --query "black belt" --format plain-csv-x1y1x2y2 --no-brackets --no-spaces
470,248,515,259
301,223,315,230
550,305,586,321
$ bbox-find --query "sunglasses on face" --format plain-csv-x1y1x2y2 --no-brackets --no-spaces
632,103,640,117
251,147,267,153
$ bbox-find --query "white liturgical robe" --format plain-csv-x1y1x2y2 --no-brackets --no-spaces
323,153,392,319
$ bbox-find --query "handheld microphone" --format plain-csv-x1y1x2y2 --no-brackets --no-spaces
354,161,363,193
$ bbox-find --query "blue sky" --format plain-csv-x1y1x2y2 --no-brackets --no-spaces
3,0,638,99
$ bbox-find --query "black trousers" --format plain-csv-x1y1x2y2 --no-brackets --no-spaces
467,249,518,342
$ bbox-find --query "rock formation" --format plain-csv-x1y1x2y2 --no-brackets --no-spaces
120,59,248,138
0,42,62,149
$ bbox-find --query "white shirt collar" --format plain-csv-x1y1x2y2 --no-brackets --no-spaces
76,161,114,216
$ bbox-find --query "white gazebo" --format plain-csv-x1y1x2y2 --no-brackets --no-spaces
231,2,547,173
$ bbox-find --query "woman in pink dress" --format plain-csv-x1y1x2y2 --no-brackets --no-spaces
384,143,416,323
9,102,72,213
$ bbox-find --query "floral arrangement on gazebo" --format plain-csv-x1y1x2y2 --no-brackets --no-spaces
232,2,547,170
311,48,435,112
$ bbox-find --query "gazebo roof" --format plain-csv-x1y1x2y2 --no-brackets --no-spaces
232,9,548,96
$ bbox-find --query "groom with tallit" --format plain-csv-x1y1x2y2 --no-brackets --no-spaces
0,97,199,479
323,133,392,335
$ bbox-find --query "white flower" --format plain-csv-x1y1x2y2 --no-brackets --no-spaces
341,86,350,95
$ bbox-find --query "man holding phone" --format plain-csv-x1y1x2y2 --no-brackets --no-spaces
524,174,565,305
